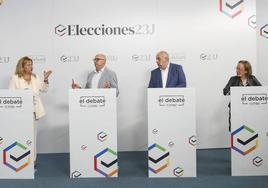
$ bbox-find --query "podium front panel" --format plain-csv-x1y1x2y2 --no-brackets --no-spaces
0,90,34,179
69,89,117,178
231,86,268,176
148,88,196,177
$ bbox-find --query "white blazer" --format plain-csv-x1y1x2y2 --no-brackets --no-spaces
9,74,48,119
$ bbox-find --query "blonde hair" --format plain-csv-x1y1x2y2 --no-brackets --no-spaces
15,56,36,78
238,60,252,78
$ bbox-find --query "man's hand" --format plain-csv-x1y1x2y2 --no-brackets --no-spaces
103,81,110,88
72,79,81,89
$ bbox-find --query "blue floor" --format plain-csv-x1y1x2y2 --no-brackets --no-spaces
0,149,268,188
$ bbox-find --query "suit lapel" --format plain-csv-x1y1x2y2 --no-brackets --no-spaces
87,72,94,88
156,68,163,88
165,63,173,88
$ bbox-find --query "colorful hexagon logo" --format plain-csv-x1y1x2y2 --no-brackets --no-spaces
148,143,170,174
3,141,31,172
231,125,258,156
220,0,244,19
94,148,118,177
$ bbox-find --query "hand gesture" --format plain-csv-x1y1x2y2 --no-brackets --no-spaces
72,79,81,89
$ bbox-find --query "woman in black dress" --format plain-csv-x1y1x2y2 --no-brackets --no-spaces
223,60,262,131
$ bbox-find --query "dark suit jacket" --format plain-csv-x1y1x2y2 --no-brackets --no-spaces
148,63,186,88
223,75,262,96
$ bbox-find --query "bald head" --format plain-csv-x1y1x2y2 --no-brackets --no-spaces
156,51,169,70
94,53,106,72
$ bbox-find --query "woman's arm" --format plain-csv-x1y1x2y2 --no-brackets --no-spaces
223,77,234,96
251,75,262,86
35,75,48,93
39,70,52,92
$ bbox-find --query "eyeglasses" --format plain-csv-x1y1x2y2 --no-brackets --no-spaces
93,58,105,62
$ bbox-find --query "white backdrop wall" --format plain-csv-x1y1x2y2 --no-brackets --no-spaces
257,0,268,85
0,0,257,153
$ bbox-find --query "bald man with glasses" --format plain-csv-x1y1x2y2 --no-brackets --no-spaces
72,53,119,96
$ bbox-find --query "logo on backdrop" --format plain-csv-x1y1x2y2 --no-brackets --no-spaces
159,95,185,107
173,167,184,177
253,156,263,167
0,56,10,64
3,141,31,172
241,94,268,105
106,55,118,62
148,143,170,174
131,54,151,63
59,55,79,63
0,97,23,108
231,125,258,156
29,55,46,64
94,148,118,177
200,53,218,61
79,96,105,107
169,52,187,63
55,24,155,37
97,131,108,142
220,0,244,18
131,53,186,63
189,136,197,146
248,15,257,29
55,24,67,36
260,24,268,39
71,170,82,178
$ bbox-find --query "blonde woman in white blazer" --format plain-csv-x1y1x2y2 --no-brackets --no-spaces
9,56,52,170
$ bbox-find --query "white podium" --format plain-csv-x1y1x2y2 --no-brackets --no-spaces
231,86,268,176
0,90,34,179
69,89,118,178
147,88,196,177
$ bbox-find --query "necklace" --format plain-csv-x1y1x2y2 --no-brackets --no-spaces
241,78,247,86
23,75,31,84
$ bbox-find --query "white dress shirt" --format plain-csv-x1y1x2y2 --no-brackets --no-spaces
161,63,170,88
91,66,105,88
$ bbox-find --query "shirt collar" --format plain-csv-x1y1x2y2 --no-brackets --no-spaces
94,66,106,73
160,62,170,71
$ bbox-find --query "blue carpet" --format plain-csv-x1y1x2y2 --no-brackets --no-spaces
0,149,268,188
